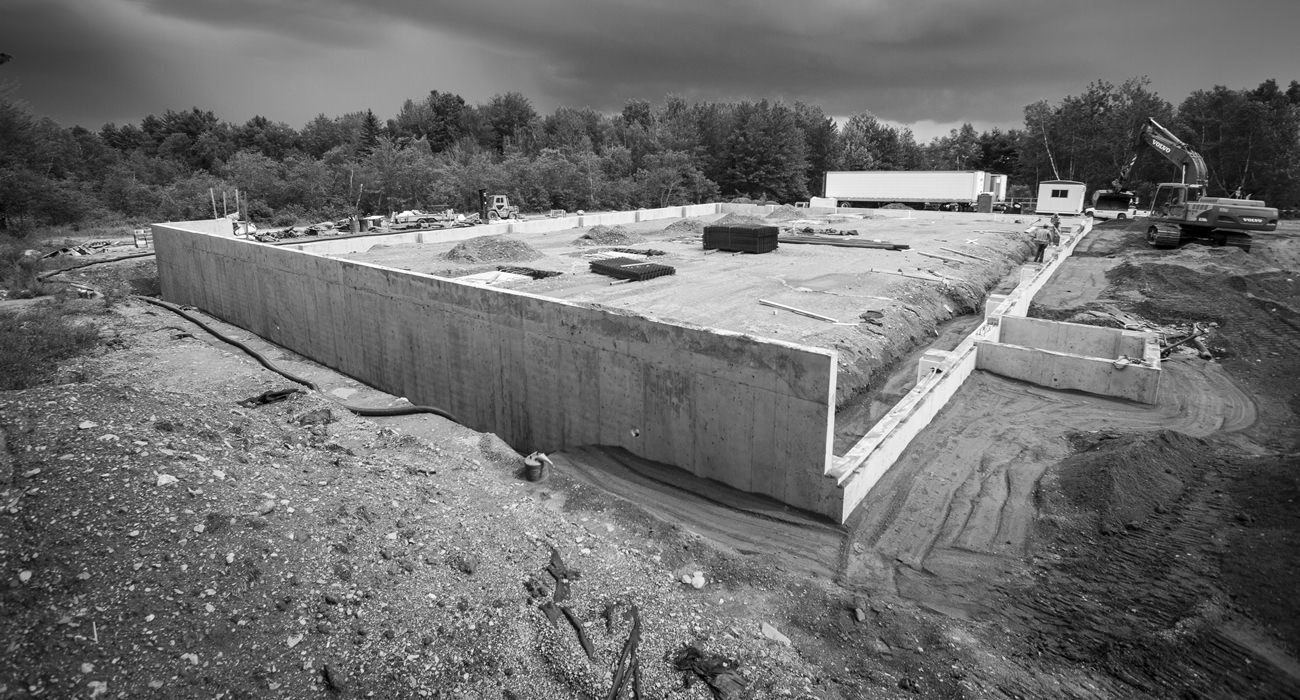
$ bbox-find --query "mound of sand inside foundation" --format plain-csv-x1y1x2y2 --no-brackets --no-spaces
712,212,769,226
765,204,803,221
664,218,708,234
444,235,542,263
573,225,643,247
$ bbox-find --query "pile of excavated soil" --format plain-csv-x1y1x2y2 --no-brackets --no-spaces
1048,430,1212,535
711,213,768,227
663,218,707,234
573,225,643,247
765,205,803,221
444,235,542,263
880,203,914,210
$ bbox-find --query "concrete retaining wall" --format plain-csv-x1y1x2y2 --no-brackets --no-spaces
578,211,639,227
975,341,1160,403
153,221,840,517
998,316,1148,358
682,204,720,217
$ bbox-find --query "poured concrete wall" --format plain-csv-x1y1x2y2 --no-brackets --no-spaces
153,221,839,517
998,316,1148,358
975,341,1160,403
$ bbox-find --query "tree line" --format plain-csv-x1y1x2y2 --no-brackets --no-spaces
1,76,1297,234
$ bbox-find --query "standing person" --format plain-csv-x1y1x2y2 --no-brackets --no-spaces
1049,214,1062,245
1032,224,1050,262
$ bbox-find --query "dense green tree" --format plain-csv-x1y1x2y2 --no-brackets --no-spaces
720,100,808,202
478,92,538,154
838,112,915,171
791,102,838,196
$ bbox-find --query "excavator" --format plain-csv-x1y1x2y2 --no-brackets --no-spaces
1110,117,1278,251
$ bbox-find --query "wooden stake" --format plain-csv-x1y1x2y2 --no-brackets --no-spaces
209,188,218,219
917,250,966,265
940,246,993,262
759,299,839,323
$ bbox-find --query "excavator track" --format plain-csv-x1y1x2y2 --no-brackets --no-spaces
1146,223,1184,248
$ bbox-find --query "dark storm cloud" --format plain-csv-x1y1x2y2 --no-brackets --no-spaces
6,0,1299,133
123,0,1082,123
0,1,177,127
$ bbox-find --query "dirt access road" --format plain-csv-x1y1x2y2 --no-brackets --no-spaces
2,218,1298,698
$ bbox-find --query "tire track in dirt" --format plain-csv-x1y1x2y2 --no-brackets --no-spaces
841,360,1256,618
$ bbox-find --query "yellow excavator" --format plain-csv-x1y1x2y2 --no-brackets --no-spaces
1114,117,1278,251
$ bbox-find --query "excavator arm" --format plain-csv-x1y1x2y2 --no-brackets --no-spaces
1135,118,1208,187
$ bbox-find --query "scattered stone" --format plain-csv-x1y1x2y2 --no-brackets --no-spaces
287,633,304,648
761,622,791,646
19,570,32,583
156,474,179,487
78,421,99,430
258,500,276,515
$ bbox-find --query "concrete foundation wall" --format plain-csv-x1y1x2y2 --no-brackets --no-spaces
507,217,582,234
975,341,1160,403
636,206,684,221
578,211,639,227
998,316,1147,358
154,219,233,237
153,221,839,517
682,204,720,217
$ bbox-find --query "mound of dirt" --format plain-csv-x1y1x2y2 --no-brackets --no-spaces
1050,430,1214,535
711,213,768,227
880,203,914,210
573,225,643,247
664,218,707,234
444,235,542,263
765,205,802,221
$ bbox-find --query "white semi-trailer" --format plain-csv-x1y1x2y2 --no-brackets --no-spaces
823,170,1006,209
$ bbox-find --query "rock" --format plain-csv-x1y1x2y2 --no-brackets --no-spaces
761,622,791,646
321,664,346,693
78,421,99,430
854,608,867,623
258,500,277,515
156,474,179,487
690,572,706,589
287,633,303,648
19,570,32,583
294,408,334,427
324,593,341,605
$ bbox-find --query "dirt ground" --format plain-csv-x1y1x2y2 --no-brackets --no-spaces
2,217,1298,698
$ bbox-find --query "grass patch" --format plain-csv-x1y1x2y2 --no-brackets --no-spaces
0,301,101,389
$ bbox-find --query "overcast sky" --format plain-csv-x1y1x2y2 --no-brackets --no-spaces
2,0,1297,141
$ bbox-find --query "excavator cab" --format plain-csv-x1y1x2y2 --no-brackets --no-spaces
1150,183,1202,219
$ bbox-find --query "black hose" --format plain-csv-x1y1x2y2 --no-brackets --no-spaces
134,295,459,423
38,251,158,280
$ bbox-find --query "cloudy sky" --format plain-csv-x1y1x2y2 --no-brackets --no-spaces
2,0,1296,141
